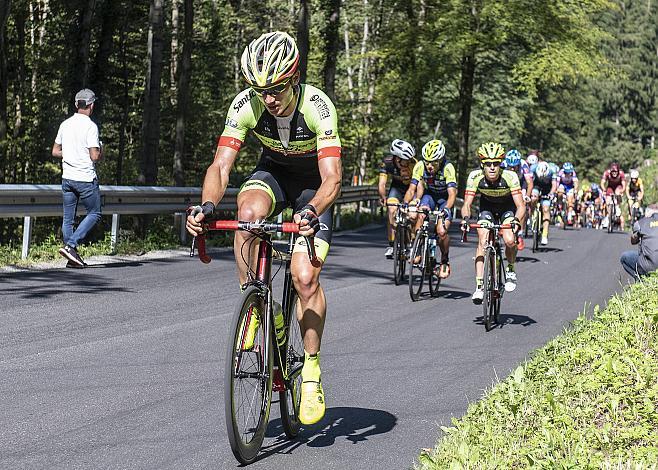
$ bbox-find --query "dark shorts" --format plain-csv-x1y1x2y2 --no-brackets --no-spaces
478,200,516,224
239,163,333,261
386,186,407,204
419,193,452,221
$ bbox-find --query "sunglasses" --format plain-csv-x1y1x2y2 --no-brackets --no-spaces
251,78,292,97
482,160,501,168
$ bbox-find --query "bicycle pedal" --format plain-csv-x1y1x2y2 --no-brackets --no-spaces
272,368,286,392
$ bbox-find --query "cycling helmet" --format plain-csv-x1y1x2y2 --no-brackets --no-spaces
477,142,505,162
590,182,599,191
630,169,639,179
421,139,446,162
505,149,522,167
562,162,574,173
526,154,538,166
241,32,299,87
535,161,551,179
609,161,620,172
390,139,415,160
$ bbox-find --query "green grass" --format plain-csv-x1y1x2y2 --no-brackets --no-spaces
418,274,658,469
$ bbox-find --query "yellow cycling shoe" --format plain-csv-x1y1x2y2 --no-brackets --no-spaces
299,380,325,425
240,306,260,351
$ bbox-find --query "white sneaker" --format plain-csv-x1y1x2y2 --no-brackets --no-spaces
505,270,517,292
385,246,394,259
540,236,548,245
472,288,484,304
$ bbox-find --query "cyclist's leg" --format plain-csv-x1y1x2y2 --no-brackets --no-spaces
475,211,493,283
615,186,625,230
386,187,403,255
541,192,551,242
500,210,517,265
435,197,451,277
236,170,285,285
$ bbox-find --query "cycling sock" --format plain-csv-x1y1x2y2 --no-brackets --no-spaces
507,263,515,273
388,240,394,247
542,225,549,238
302,350,321,382
476,276,483,289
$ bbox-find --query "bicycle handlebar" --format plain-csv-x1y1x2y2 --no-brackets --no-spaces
460,222,513,243
189,219,317,264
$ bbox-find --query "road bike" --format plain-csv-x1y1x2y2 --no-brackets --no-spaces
191,218,316,464
461,222,513,332
629,196,644,224
531,195,551,253
388,203,412,285
408,208,443,301
606,193,621,233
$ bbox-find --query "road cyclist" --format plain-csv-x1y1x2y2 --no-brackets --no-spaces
378,139,416,259
530,161,558,246
601,161,627,231
460,142,525,304
556,162,579,228
626,169,645,223
186,31,341,439
501,148,533,248
403,139,457,279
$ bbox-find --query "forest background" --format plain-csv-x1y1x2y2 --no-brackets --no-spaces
0,0,656,243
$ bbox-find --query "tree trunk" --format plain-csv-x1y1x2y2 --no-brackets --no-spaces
320,0,340,101
90,0,117,130
139,0,165,185
457,52,476,195
117,16,129,185
170,0,179,106
13,5,26,181
296,0,309,82
173,0,192,187
67,0,96,100
0,0,10,183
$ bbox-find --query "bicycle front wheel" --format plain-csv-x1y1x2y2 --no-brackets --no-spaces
279,292,304,439
482,246,497,331
532,209,541,253
393,224,405,285
225,285,272,464
408,232,426,301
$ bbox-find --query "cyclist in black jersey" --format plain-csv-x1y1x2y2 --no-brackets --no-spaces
186,32,340,426
378,139,415,258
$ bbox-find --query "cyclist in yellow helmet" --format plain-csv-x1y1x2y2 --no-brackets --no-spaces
187,31,341,426
461,142,525,303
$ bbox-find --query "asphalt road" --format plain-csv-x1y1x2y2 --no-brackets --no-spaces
0,224,632,469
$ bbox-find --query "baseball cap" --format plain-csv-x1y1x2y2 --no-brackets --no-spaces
74,88,97,106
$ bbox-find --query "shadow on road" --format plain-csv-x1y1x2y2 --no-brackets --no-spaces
473,313,537,328
0,270,133,299
256,407,397,462
535,247,563,253
516,256,540,263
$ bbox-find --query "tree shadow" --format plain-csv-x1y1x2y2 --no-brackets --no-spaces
252,407,397,464
515,256,540,263
536,247,563,253
436,288,471,300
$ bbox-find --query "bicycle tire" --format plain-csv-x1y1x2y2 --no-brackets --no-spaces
279,291,303,439
225,285,272,464
408,232,426,301
607,204,614,233
494,250,504,324
482,246,496,331
532,208,541,253
428,242,441,298
393,224,405,285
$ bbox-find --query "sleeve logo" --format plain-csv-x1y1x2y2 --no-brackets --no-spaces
310,94,330,120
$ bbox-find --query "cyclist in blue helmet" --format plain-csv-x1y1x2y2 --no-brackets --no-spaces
556,161,579,226
501,149,533,247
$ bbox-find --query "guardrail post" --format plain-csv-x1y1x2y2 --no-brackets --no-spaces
110,214,120,254
177,213,187,244
334,205,341,230
21,216,33,259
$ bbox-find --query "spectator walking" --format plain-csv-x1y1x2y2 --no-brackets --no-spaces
620,203,658,280
51,88,103,268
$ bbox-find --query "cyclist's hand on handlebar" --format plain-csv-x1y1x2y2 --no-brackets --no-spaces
440,207,451,220
460,220,470,232
524,194,531,203
294,204,320,236
186,201,215,236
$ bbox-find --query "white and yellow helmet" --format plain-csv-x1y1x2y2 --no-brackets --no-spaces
421,139,446,162
241,31,300,88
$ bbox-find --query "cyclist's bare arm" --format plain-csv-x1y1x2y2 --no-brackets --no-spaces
524,173,534,195
461,192,475,220
378,173,388,203
187,145,238,235
600,177,607,192
446,186,457,210
512,191,526,221
403,182,417,204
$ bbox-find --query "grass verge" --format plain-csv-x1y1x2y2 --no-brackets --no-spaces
418,273,658,468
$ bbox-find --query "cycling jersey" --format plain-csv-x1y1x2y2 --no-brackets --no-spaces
465,169,521,206
628,178,644,195
379,155,413,192
501,159,531,189
557,169,578,187
602,169,626,191
411,160,457,198
220,84,341,178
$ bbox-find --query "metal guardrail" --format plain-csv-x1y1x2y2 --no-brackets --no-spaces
0,184,381,259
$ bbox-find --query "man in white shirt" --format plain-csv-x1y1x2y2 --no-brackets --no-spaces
52,88,103,267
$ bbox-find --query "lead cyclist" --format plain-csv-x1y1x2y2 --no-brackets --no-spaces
186,32,341,426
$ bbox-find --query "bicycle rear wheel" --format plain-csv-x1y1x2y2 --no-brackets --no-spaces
482,246,496,331
408,232,426,301
393,224,406,285
532,209,541,253
494,251,503,324
279,291,303,439
607,204,614,233
225,285,272,464
428,247,441,298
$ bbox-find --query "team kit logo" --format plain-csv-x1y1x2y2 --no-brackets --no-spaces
310,94,330,119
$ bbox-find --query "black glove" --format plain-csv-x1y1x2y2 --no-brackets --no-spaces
296,204,320,234
190,201,215,218
511,217,522,233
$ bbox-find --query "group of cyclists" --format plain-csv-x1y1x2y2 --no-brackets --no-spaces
378,139,648,302
183,30,649,437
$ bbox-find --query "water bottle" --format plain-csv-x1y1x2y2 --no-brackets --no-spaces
429,237,437,261
273,301,286,347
